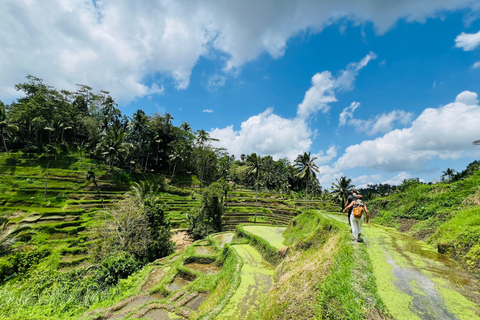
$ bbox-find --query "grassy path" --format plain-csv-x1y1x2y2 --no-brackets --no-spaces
216,244,275,319
326,213,480,320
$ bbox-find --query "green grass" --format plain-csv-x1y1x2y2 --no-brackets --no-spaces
370,170,480,271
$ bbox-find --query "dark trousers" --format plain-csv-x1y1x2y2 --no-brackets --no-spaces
348,210,352,226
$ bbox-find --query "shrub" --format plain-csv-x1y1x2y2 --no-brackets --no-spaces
94,252,142,287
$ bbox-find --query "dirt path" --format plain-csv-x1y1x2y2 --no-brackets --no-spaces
326,213,480,320
215,244,275,319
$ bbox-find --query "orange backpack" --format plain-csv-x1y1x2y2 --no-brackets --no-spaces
352,200,364,218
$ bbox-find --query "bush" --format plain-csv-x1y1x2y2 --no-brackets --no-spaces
0,248,51,282
94,252,142,287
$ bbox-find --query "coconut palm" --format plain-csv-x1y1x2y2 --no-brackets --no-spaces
246,153,264,223
97,126,131,171
330,176,355,210
441,168,457,181
180,121,191,132
0,105,18,157
127,180,163,212
294,152,320,210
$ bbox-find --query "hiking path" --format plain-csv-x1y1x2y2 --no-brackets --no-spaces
326,213,480,320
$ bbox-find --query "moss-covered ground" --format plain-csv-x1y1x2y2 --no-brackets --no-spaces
326,213,480,320
370,170,480,273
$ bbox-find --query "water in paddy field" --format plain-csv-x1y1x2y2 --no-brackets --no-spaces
184,262,220,275
166,276,191,291
194,246,215,255
213,232,234,248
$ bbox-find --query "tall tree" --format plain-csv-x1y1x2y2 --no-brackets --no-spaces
195,129,218,183
441,168,457,181
294,152,320,210
330,176,355,210
246,153,263,223
97,126,130,171
0,103,18,157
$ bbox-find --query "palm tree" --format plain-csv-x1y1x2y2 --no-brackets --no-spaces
246,153,263,223
294,152,320,210
0,105,18,157
330,176,355,210
180,121,191,132
441,168,457,181
127,181,162,213
97,127,131,171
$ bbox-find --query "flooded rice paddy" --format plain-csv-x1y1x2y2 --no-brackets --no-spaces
184,262,220,275
213,232,234,248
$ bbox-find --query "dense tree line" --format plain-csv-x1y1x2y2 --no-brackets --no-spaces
0,75,323,196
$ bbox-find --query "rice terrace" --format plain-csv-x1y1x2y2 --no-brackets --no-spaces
2,1,480,319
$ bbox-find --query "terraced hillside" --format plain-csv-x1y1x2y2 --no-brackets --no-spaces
223,190,339,229
83,224,284,320
0,153,128,272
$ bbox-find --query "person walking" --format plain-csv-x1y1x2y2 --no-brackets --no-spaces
345,189,358,227
343,194,369,242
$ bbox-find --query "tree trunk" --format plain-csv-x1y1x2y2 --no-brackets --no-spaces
254,181,258,223
94,180,104,207
305,180,308,211
171,161,177,180
144,152,150,173
1,134,10,157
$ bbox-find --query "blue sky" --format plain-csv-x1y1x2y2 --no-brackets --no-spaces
1,1,480,188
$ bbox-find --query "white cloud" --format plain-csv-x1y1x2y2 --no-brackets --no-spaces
297,53,375,119
207,73,227,91
473,62,480,69
313,146,338,165
297,71,337,118
334,91,480,172
210,108,312,160
203,109,214,113
381,172,411,185
455,30,480,51
340,103,413,136
339,102,361,127
210,54,375,161
352,174,383,188
350,110,414,135
455,90,478,105
335,52,377,91
1,1,477,101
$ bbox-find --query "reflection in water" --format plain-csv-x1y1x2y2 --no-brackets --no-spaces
166,275,190,291
184,262,220,275
194,246,215,255
214,232,234,248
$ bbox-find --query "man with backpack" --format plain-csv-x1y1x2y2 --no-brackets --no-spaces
345,189,358,227
343,194,369,242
